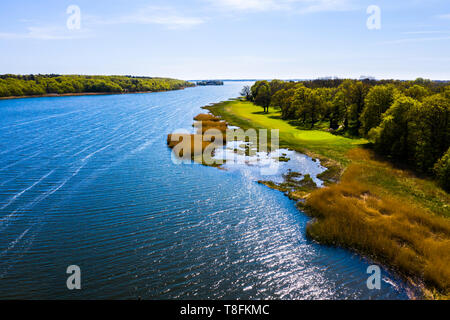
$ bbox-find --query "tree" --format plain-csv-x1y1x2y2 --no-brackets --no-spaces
360,85,396,136
0,75,194,97
271,88,296,119
413,77,432,86
334,80,368,134
253,81,271,113
404,84,430,102
289,86,324,127
305,89,324,128
369,95,418,162
250,81,269,102
240,86,252,100
291,86,310,124
315,87,335,123
269,79,285,96
434,148,450,192
347,81,369,135
329,91,347,130
444,86,450,100
410,94,450,172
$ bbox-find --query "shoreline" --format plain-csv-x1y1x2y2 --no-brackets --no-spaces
202,99,450,300
0,87,192,101
191,105,418,299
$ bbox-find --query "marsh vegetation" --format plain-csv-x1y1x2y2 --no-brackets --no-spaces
205,92,449,299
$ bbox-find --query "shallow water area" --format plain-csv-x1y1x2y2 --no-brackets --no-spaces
214,140,327,186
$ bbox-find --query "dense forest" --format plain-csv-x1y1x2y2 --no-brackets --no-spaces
244,78,450,191
0,74,194,97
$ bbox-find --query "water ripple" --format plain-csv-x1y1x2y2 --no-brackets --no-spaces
0,83,414,299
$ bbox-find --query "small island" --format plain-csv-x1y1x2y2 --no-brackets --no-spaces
196,80,224,86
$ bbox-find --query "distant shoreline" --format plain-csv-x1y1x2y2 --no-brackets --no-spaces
0,88,191,101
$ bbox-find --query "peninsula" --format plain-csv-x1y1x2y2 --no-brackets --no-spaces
188,79,449,299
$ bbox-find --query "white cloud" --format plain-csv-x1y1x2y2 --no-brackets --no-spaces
87,6,205,29
0,1,352,41
121,10,205,29
212,0,282,11
437,14,450,19
402,30,450,35
298,0,355,13
378,36,450,45
0,26,90,40
209,0,355,13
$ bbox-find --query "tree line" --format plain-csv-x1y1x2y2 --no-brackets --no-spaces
242,79,450,191
0,74,194,97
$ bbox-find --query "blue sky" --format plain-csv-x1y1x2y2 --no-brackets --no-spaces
0,0,449,80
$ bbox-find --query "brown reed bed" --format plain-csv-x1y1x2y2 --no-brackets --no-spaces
193,113,221,122
167,113,228,165
304,149,450,299
194,120,228,134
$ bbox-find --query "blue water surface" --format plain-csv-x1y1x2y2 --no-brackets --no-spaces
0,82,412,299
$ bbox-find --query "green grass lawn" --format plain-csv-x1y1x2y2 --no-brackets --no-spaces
206,99,366,164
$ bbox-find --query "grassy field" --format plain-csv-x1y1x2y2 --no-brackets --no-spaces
206,99,450,299
206,100,366,164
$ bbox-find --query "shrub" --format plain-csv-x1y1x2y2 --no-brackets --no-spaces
305,163,450,295
194,120,227,134
193,114,221,122
434,148,450,192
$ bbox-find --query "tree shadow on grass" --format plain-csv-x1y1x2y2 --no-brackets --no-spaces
357,143,434,179
288,120,303,127
251,111,283,121
287,119,313,130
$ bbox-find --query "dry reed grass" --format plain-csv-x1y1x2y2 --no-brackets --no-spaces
305,149,450,297
193,114,221,122
167,113,228,164
167,133,215,158
194,120,228,134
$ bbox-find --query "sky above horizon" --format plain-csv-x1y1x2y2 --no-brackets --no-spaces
0,0,449,80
